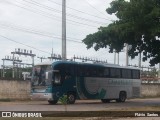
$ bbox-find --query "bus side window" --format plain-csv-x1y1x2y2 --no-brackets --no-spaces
97,68,104,77
132,70,140,79
116,69,121,78
85,66,90,77
78,65,84,77
110,68,121,78
54,72,61,84
92,67,97,77
65,65,71,75
104,68,109,77
122,69,132,79
64,64,74,80
87,66,97,77
110,68,115,78
65,65,69,75
127,70,132,78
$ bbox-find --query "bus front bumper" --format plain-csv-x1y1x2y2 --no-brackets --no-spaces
31,93,53,101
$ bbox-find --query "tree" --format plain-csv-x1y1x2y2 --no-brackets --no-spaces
83,0,160,66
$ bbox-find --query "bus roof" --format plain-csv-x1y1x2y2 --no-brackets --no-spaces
34,61,53,66
52,61,140,70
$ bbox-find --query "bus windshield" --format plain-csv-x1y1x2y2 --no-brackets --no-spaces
31,65,52,86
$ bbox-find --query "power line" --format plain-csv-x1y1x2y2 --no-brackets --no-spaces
23,0,107,25
47,0,113,22
0,1,108,58
3,0,99,28
84,0,114,22
0,34,91,60
0,35,51,54
0,21,83,42
0,22,109,59
0,22,82,43
0,32,108,63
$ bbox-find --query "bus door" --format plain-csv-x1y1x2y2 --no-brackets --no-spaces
52,64,76,99
63,64,76,93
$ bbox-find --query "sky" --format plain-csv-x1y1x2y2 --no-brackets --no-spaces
0,0,157,69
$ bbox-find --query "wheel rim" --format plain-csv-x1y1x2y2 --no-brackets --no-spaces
120,93,126,102
68,94,75,103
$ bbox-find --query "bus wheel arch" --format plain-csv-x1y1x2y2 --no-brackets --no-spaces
67,91,76,104
116,91,127,103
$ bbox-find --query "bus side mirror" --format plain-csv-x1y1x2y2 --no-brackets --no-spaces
45,72,49,80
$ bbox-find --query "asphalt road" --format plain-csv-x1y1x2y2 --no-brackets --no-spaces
1,98,160,119
0,98,160,111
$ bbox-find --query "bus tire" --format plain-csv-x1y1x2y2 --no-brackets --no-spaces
67,93,76,104
116,91,126,103
101,99,110,103
48,100,58,105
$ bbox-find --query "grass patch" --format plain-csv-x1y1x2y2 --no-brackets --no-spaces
140,96,160,98
0,98,32,102
0,98,12,102
122,106,160,111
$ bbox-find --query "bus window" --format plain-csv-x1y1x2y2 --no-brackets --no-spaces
122,69,132,78
32,65,52,86
97,67,104,77
104,68,109,77
92,67,97,77
85,66,90,77
110,68,121,78
54,72,61,84
77,65,84,76
86,66,97,77
45,71,52,85
132,70,140,79
65,64,74,76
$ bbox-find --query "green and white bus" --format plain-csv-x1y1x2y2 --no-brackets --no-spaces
31,61,141,104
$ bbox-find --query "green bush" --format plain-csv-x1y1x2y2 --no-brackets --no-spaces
59,94,68,112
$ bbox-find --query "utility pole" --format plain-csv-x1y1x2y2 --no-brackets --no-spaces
11,48,35,78
12,53,15,78
62,0,66,60
2,59,5,77
12,48,36,67
37,56,47,62
117,52,119,65
51,48,53,61
2,56,22,78
138,53,141,68
114,51,116,64
126,44,129,66
48,53,61,61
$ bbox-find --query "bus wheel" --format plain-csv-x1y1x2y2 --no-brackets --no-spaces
48,100,58,105
116,92,126,102
67,93,76,104
101,99,110,103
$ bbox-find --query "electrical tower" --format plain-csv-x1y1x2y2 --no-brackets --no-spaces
11,48,36,78
2,56,22,78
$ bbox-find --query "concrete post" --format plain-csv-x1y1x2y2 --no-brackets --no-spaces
62,0,66,60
